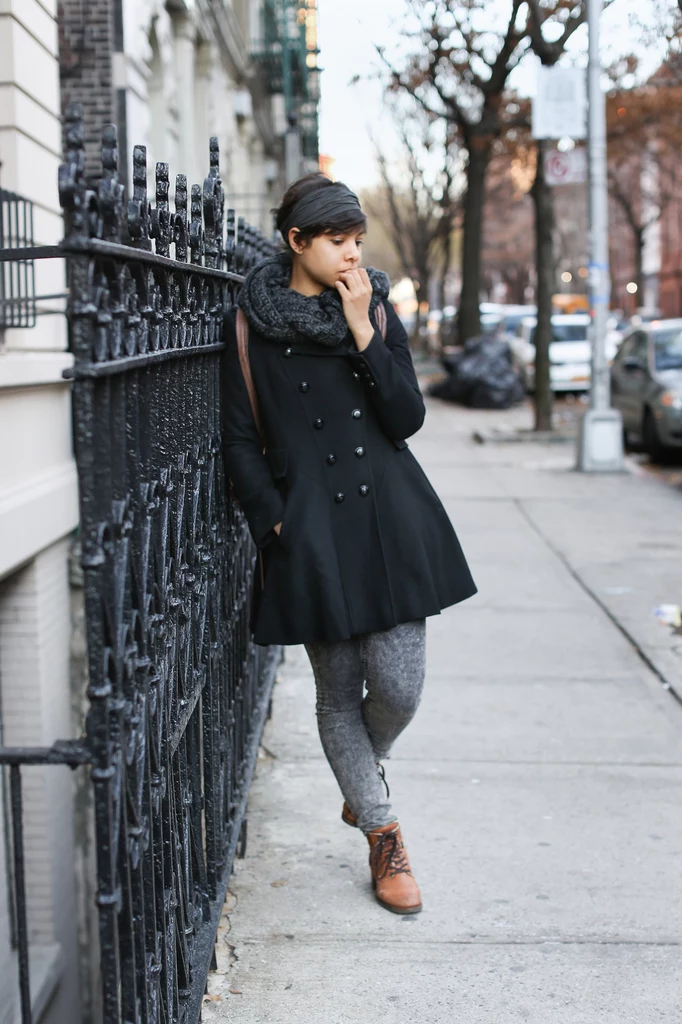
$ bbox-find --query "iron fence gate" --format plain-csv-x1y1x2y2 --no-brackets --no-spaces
0,103,281,1024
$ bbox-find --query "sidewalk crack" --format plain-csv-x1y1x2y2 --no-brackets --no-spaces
514,498,682,711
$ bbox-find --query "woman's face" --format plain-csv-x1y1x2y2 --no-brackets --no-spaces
290,228,365,291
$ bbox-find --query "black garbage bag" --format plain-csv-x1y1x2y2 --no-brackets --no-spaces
429,336,525,409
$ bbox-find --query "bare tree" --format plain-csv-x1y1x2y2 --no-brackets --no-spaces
380,0,585,347
526,1,588,431
365,110,463,347
606,70,682,304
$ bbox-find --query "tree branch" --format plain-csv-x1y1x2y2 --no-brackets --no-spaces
485,0,527,96
527,1,586,66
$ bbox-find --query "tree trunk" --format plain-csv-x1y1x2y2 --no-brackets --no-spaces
412,272,430,351
457,140,491,344
438,230,452,352
635,226,644,307
439,231,451,310
531,140,555,433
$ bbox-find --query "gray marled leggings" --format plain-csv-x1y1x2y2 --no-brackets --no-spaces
305,619,426,832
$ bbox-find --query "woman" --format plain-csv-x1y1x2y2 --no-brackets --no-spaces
221,173,476,916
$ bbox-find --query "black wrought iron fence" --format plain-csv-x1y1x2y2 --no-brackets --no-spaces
0,103,281,1024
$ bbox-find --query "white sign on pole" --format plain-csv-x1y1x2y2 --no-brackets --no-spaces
532,66,587,140
544,147,587,186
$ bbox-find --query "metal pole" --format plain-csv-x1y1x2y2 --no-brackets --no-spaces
10,766,33,1024
577,0,624,471
587,0,609,413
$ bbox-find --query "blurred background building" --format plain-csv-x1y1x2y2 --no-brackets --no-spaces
0,1,81,1020
58,0,320,232
0,2,319,1022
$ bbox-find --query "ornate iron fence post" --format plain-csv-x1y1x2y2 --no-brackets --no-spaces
0,101,279,1022
24,103,277,1024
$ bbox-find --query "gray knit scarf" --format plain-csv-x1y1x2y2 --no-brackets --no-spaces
238,252,390,347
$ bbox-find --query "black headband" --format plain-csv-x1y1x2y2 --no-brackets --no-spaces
280,184,364,241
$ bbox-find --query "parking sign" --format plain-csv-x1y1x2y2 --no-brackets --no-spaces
544,147,587,186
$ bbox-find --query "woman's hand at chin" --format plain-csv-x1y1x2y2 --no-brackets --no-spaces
335,269,374,351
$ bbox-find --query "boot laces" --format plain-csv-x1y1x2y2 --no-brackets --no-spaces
370,828,412,880
376,762,390,798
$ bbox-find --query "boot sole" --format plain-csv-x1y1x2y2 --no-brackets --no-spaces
375,895,423,915
372,878,422,915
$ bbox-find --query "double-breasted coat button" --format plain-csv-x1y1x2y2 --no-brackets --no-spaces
354,446,365,458
359,484,370,497
352,371,360,379
334,492,345,503
298,381,309,392
313,418,324,430
284,347,293,357
326,454,336,465
352,408,362,419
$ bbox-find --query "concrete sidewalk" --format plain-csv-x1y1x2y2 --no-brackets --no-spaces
204,398,682,1024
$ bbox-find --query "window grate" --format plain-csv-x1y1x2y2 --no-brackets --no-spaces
0,189,36,329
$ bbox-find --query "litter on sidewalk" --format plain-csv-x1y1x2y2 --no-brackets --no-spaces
653,604,682,630
429,337,525,410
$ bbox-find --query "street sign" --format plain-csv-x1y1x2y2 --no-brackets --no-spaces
532,65,587,140
544,147,587,186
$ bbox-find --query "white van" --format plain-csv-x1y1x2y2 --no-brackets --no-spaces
510,313,617,393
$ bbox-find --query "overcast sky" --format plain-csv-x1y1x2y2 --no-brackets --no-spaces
316,0,666,192
317,0,404,190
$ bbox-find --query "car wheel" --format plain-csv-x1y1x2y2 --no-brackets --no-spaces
643,408,670,464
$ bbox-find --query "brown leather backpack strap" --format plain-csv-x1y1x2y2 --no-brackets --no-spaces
376,300,387,341
236,307,265,448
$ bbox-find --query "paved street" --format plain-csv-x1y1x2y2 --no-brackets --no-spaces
204,396,682,1024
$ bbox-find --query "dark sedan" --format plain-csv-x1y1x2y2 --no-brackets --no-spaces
610,319,682,459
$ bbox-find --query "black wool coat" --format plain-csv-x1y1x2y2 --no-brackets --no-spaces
220,300,476,646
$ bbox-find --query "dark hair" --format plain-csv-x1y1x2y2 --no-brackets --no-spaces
275,172,367,249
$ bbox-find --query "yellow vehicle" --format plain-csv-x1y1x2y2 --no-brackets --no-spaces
553,293,589,314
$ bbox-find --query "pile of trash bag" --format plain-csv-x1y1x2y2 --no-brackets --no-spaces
429,336,525,410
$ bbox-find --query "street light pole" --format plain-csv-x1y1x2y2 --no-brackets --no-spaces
577,0,624,472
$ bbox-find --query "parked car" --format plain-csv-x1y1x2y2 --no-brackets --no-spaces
610,319,682,459
454,304,538,340
510,313,591,392
497,304,537,343
510,313,619,394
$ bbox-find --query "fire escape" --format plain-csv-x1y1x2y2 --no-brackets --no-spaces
251,0,320,178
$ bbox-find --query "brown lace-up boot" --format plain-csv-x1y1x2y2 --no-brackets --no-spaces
366,823,422,915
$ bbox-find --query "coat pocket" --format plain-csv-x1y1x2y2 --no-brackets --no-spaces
267,448,288,479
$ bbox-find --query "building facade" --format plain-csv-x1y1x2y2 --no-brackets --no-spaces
57,0,320,232
608,63,682,318
0,1,82,1023
1,3,319,1022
